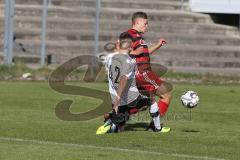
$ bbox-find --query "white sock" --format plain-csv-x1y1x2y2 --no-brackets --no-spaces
150,102,161,130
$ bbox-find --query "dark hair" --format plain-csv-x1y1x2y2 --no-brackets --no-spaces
119,32,131,41
119,32,132,50
132,11,148,23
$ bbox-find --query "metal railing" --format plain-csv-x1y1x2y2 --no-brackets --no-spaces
2,0,101,66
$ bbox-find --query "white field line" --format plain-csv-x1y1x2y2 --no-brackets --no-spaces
0,137,225,160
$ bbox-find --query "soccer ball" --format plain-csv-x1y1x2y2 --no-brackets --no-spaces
181,91,199,108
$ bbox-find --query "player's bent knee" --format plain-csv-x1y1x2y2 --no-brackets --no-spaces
156,91,172,103
157,82,173,95
164,93,172,101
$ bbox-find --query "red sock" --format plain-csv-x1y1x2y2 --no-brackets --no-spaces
157,100,169,116
129,108,138,115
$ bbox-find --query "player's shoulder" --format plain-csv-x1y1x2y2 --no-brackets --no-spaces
125,55,135,65
126,29,141,38
112,53,134,64
106,52,115,59
127,28,137,34
112,52,127,60
121,53,136,65
105,52,117,65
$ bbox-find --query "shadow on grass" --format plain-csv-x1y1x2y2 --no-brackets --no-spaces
124,122,149,131
181,129,200,133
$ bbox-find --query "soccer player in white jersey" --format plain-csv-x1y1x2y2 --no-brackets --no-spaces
96,32,170,134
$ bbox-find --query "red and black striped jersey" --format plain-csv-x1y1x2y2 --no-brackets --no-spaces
126,29,151,72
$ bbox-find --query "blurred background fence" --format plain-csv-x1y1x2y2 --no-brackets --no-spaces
0,0,240,75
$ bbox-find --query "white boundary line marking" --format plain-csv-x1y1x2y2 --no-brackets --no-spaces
0,137,225,160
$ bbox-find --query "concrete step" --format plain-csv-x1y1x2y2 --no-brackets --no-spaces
0,0,42,5
154,44,240,59
2,27,239,47
10,28,119,42
0,0,187,7
0,15,237,36
0,5,211,23
50,0,185,10
1,39,240,58
158,57,240,68
167,66,240,75
0,54,53,65
1,39,240,71
145,32,240,46
13,54,42,64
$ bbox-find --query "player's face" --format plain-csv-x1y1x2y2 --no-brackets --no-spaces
120,40,131,50
137,18,148,33
117,39,131,53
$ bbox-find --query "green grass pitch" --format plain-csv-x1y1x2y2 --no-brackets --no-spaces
0,82,239,160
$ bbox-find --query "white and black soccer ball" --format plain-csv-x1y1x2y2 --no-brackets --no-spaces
181,91,199,108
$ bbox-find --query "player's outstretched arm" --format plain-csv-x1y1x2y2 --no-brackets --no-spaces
130,46,145,55
149,39,167,54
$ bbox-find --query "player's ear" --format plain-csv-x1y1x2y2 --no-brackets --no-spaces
127,48,132,54
129,47,133,54
116,40,120,50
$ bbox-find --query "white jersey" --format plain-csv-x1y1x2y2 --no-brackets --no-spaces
106,52,139,106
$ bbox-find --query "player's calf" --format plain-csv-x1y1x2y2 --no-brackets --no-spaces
156,91,172,116
149,102,161,130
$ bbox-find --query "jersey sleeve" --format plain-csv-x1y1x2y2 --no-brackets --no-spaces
126,30,146,51
132,38,146,50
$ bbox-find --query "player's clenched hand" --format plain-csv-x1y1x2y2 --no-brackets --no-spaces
158,39,167,47
113,105,119,114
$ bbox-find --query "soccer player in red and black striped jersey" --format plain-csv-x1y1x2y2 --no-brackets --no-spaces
121,12,172,130
96,33,171,134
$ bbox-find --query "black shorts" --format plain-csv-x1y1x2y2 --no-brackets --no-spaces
117,95,151,114
112,95,151,126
